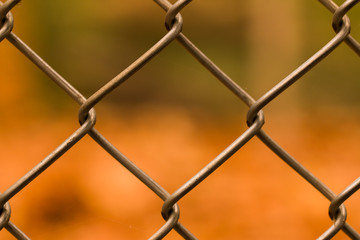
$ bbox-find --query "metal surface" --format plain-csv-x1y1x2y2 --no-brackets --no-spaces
0,0,360,239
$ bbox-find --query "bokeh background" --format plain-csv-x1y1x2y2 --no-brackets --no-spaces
1,0,360,239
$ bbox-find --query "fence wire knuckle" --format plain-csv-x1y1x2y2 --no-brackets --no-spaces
0,10,13,42
0,202,10,231
0,0,360,239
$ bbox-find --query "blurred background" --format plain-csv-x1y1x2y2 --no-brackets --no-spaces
1,0,360,239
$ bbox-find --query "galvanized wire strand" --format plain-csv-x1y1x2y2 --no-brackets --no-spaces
245,1,360,236
0,202,10,231
332,0,360,56
0,4,97,238
256,130,360,239
318,205,347,240
176,0,360,234
256,130,335,201
0,0,20,20
332,0,360,30
319,0,360,56
80,1,197,237
154,1,264,222
7,34,196,240
164,0,192,30
0,109,96,207
176,33,256,107
343,32,360,55
322,178,360,238
149,204,181,240
329,178,360,219
6,32,86,105
88,129,197,240
155,0,256,107
3,1,196,237
161,114,264,221
0,202,28,239
0,9,13,41
78,2,186,123
246,7,352,125
5,222,30,240
0,38,96,233
154,0,265,220
0,0,360,239
5,15,195,240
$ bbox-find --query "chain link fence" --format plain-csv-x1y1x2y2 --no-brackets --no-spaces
1,0,360,239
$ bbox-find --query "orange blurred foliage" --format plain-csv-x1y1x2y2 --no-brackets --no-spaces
1,1,360,239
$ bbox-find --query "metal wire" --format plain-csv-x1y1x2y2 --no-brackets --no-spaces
0,0,359,239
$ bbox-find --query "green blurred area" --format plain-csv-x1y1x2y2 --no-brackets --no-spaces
9,0,360,116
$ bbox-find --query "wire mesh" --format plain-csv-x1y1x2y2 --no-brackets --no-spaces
0,0,360,239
